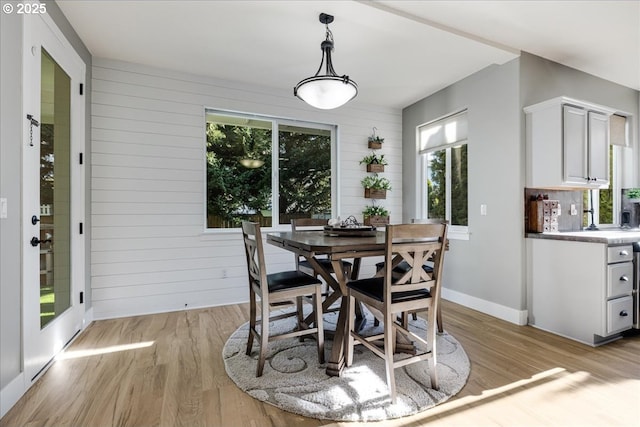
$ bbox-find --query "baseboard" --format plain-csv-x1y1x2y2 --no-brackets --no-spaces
442,288,528,326
0,372,25,419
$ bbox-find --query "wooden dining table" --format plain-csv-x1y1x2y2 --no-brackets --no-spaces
267,229,386,377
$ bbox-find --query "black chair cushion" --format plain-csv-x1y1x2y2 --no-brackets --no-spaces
347,277,431,303
300,258,352,273
375,260,433,274
267,270,322,292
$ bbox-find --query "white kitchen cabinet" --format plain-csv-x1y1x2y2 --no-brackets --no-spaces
525,96,614,189
527,238,634,346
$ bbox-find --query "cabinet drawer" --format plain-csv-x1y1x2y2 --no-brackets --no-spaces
607,296,633,335
607,262,633,297
608,245,633,263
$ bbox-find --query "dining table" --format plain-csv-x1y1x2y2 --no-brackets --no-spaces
267,229,387,377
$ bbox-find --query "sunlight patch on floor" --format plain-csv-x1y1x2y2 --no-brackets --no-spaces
56,341,155,360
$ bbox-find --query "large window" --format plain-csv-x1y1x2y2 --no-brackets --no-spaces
418,110,468,237
205,110,334,229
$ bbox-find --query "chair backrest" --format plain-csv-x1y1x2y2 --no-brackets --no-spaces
241,221,267,293
290,218,329,267
382,223,448,302
291,217,329,230
412,218,448,224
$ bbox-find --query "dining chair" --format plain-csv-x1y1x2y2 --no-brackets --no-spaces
345,222,448,403
374,219,447,332
241,221,325,377
291,218,353,281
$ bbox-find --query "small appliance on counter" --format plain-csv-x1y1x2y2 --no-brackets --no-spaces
528,194,559,233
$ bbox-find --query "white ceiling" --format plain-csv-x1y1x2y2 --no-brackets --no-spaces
56,0,640,109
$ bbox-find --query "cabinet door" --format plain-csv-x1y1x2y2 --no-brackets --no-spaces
588,111,609,186
563,105,588,185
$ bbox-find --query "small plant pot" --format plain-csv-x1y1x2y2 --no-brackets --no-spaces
364,215,389,226
368,141,382,149
364,188,386,199
366,164,385,173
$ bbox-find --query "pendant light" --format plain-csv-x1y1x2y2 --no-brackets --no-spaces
294,13,358,109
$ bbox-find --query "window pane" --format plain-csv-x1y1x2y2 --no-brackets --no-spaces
451,144,468,226
426,150,446,220
598,145,614,224
278,125,331,225
206,114,272,228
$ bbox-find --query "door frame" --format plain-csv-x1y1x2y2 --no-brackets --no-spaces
21,11,86,384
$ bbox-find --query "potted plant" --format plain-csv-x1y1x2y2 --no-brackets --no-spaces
367,135,384,149
359,153,388,173
361,175,391,199
626,188,640,203
362,205,389,226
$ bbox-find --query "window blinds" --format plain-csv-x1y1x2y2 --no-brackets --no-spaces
419,110,468,154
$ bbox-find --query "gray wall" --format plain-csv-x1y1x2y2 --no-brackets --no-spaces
0,1,91,393
402,52,639,319
403,59,525,314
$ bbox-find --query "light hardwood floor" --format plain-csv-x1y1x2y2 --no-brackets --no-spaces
2,300,639,427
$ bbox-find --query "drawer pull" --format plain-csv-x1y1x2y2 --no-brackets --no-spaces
619,275,629,282
619,310,629,317
618,250,629,256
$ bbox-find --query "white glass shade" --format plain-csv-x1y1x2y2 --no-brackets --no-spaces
295,77,357,110
239,158,264,168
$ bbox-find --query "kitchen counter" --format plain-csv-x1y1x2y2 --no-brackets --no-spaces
527,229,640,244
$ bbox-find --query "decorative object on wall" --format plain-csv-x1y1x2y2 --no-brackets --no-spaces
360,152,387,173
368,127,384,149
362,204,389,226
293,13,358,110
362,128,390,222
362,175,391,199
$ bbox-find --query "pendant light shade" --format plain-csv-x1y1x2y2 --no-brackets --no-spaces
294,13,357,109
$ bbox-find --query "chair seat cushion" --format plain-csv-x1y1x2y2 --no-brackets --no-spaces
347,277,431,303
299,258,352,273
267,270,322,292
375,260,433,274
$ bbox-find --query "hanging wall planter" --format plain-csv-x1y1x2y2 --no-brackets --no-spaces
362,205,389,226
367,127,384,149
360,153,387,173
362,175,391,199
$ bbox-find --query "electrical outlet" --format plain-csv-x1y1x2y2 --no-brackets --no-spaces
222,269,228,279
0,198,6,219
480,204,487,216
570,204,578,215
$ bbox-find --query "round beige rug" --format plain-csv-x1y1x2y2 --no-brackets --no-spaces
223,310,470,422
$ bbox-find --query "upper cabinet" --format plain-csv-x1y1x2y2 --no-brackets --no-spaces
525,96,615,189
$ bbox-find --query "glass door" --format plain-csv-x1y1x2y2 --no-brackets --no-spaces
23,14,85,383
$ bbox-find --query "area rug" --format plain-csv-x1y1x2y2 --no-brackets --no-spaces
222,309,470,422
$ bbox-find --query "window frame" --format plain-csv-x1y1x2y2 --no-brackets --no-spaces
416,110,469,240
587,144,621,227
203,108,338,233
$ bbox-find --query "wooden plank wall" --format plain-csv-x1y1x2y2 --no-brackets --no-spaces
90,58,403,319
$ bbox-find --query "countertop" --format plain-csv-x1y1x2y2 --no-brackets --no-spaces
526,229,640,244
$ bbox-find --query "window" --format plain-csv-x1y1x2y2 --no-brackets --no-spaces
584,145,619,226
205,110,335,229
583,113,630,227
418,110,468,237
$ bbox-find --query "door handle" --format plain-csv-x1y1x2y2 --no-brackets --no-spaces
31,237,51,247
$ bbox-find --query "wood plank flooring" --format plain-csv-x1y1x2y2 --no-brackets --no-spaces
2,300,639,427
